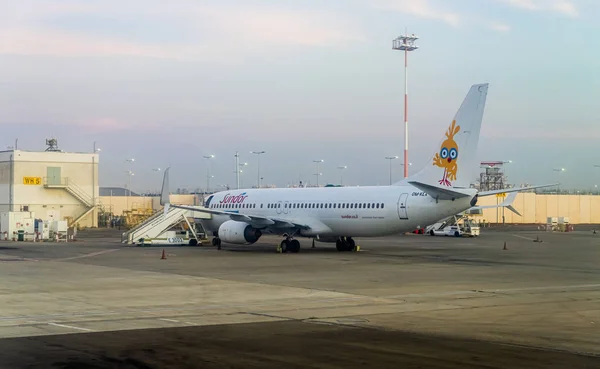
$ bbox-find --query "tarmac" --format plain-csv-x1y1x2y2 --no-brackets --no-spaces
0,226,599,368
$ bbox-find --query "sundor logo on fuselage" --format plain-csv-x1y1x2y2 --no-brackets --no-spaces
219,192,248,204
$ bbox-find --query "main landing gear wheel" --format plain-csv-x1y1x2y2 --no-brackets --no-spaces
336,237,359,252
279,239,301,253
211,237,222,249
290,239,300,253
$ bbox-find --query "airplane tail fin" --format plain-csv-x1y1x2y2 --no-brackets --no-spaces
160,167,171,215
399,83,488,189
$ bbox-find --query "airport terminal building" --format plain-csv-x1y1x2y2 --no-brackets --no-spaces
0,148,99,233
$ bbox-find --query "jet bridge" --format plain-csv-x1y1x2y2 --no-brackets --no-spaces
121,206,211,245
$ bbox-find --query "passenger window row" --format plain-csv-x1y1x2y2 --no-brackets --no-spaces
209,202,385,210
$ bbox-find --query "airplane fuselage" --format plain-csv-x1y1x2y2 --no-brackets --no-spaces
200,185,476,241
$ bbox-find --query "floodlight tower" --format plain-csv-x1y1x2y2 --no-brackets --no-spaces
313,160,324,187
393,31,419,179
250,151,266,188
203,154,215,193
385,156,399,185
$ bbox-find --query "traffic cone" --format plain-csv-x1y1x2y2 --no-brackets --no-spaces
161,249,167,260
503,242,507,250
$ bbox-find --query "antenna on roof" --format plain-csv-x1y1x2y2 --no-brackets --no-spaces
45,138,61,152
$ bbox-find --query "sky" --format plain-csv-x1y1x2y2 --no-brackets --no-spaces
1,0,599,192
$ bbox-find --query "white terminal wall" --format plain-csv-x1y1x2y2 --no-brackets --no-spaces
0,150,99,227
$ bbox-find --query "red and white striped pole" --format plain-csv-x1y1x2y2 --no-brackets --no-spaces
393,32,418,179
404,48,409,179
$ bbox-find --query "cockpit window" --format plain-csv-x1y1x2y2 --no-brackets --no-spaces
205,195,214,208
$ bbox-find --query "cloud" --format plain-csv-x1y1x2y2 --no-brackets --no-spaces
371,0,461,27
498,0,579,16
0,1,365,60
489,22,511,32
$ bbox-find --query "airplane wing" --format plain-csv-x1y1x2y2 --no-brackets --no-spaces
167,203,310,230
478,183,558,197
159,168,310,230
408,181,472,200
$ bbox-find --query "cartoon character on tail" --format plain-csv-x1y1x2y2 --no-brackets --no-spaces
433,120,460,186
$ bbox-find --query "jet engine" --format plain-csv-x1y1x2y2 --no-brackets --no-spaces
218,220,262,245
470,194,478,207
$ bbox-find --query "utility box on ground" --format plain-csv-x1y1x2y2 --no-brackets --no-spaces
50,220,68,241
0,211,36,238
38,221,50,240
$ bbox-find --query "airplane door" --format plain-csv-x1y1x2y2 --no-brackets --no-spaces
283,201,290,214
398,193,408,220
276,201,282,215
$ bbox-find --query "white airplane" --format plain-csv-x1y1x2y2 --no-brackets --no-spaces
160,83,555,252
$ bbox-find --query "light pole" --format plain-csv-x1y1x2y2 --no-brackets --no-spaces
126,170,134,209
125,158,135,197
250,151,266,188
385,156,399,185
237,162,248,189
553,168,565,217
594,165,600,195
553,168,565,193
91,143,101,218
338,166,347,186
203,155,215,193
313,160,324,186
393,31,419,179
151,168,161,194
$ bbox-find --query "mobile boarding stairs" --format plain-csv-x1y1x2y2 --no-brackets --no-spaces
121,206,210,245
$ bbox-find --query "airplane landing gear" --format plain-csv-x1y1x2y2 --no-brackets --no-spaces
336,237,359,252
211,237,222,250
278,237,300,253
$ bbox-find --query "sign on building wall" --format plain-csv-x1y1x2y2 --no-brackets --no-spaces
23,177,42,185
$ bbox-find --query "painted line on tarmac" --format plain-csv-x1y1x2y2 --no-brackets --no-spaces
48,322,93,332
512,234,537,241
0,257,39,262
55,249,120,261
159,318,180,323
384,283,600,299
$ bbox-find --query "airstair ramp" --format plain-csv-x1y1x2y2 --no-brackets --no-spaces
121,206,211,244
122,207,185,244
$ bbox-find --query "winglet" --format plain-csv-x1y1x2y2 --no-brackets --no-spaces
160,167,171,215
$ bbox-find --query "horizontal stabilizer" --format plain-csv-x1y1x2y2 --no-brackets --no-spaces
409,181,471,200
473,192,522,216
479,183,558,197
506,205,522,216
